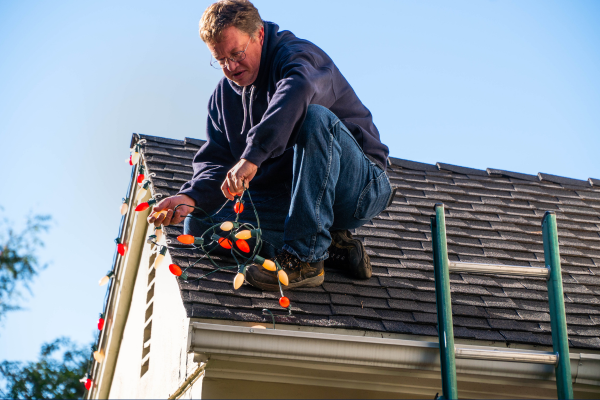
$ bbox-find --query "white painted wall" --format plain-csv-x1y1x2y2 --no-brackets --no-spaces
108,238,202,398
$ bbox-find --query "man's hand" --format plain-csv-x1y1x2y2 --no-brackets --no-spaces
221,159,258,200
147,194,196,227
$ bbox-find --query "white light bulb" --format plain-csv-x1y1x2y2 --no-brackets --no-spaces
93,350,105,363
154,253,165,269
120,203,128,216
136,187,147,202
220,221,234,231
131,152,140,165
99,275,110,286
155,228,163,242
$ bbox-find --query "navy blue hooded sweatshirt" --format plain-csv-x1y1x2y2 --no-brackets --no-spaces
179,21,389,210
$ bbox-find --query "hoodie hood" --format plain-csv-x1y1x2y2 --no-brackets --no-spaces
228,22,291,95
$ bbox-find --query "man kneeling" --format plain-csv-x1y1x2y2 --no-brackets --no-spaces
148,0,393,291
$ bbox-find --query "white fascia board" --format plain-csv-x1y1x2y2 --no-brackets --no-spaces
88,160,153,399
189,322,600,387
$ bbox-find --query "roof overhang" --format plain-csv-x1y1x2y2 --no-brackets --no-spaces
189,321,600,398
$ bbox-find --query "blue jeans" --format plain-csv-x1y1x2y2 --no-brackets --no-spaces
185,104,393,262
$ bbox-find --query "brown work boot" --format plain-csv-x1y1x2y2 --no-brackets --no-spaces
325,230,372,279
246,250,325,291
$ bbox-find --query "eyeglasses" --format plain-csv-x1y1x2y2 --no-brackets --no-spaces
210,37,251,70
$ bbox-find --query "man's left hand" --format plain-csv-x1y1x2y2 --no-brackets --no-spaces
221,159,258,200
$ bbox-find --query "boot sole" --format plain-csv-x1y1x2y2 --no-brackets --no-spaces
246,271,325,292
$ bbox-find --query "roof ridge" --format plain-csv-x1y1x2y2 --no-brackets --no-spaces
130,133,598,188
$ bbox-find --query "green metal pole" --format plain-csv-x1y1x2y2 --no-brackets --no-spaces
431,204,458,400
542,211,573,400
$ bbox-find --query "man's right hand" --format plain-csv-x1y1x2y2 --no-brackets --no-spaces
147,194,196,227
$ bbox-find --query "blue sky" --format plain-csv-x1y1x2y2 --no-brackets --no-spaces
0,0,598,362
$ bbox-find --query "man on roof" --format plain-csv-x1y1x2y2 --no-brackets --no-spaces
148,0,393,291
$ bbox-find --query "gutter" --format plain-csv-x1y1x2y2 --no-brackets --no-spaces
87,157,152,399
189,322,600,387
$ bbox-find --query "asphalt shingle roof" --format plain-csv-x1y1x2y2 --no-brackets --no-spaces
135,133,600,350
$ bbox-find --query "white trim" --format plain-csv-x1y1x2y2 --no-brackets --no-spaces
190,322,600,391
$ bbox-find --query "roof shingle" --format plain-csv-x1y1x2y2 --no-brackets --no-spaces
135,133,600,350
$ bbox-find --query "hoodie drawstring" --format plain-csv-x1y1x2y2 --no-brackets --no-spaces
240,85,256,135
240,86,247,135
248,85,255,128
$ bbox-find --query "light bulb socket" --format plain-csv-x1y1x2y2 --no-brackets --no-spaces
114,238,121,244
154,225,162,231
122,197,129,204
142,181,150,189
106,271,114,278
159,246,167,256
147,234,157,244
180,272,188,280
254,255,266,264
147,198,157,207
194,237,204,246
138,164,145,174
99,313,105,319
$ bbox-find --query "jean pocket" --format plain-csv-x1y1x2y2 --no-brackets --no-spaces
354,171,392,221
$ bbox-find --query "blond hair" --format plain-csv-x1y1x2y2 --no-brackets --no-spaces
199,0,263,43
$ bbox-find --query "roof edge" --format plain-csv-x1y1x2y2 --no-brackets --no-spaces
190,322,600,387
487,168,539,182
437,162,488,176
538,172,590,188
389,157,439,171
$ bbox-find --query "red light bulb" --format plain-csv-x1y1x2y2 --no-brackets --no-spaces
117,243,126,256
177,234,194,245
218,237,232,249
169,264,182,276
85,378,92,391
236,239,250,253
128,155,133,166
137,174,145,184
98,317,105,330
279,296,290,308
135,202,149,212
234,202,244,214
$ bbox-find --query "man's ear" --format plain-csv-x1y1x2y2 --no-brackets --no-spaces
258,26,265,45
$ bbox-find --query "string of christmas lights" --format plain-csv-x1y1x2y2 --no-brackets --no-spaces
143,187,292,309
83,139,291,393
80,140,148,392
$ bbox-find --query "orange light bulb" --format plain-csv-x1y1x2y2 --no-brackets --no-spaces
233,273,245,289
262,259,276,271
278,270,289,286
218,237,232,249
177,234,195,245
236,239,250,253
279,296,290,308
234,202,244,214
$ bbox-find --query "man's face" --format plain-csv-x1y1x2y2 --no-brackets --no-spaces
208,26,264,87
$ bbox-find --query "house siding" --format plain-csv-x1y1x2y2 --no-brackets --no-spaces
109,238,199,398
